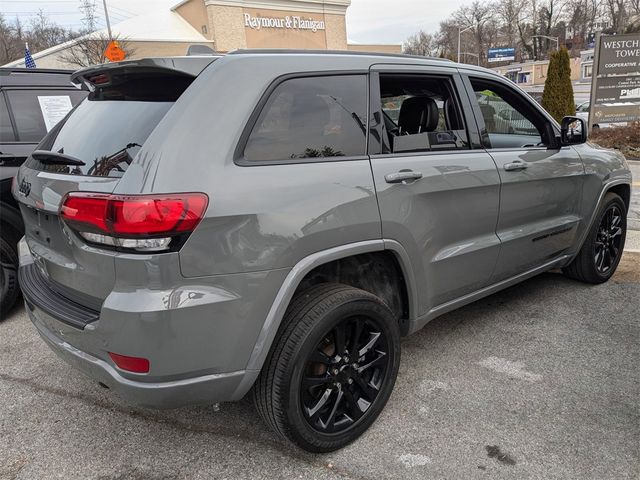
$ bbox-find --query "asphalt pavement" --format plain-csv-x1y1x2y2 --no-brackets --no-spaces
1,250,638,479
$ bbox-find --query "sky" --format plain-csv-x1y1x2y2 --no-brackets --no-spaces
2,0,467,45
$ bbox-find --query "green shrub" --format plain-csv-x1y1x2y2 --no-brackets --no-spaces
541,48,575,123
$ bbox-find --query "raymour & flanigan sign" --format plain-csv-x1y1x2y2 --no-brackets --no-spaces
244,13,326,32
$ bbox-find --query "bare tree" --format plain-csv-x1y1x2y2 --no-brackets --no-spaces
59,0,135,68
606,0,629,33
435,19,460,59
404,31,437,56
453,1,494,64
60,32,135,68
0,11,77,65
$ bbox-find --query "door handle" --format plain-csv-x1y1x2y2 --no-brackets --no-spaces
385,170,423,184
503,160,528,171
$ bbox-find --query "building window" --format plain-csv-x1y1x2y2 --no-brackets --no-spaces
584,64,593,78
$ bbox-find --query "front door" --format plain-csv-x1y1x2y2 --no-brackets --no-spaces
463,74,585,282
369,66,502,314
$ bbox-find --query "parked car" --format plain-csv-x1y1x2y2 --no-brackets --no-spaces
575,101,627,130
13,52,631,452
0,68,87,318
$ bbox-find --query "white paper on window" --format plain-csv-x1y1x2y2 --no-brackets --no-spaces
37,96,73,132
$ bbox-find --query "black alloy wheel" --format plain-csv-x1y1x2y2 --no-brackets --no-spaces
300,315,390,434
594,204,624,274
563,192,627,284
253,283,400,453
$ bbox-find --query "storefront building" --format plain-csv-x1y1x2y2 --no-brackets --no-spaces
3,0,401,69
491,57,582,87
579,49,595,83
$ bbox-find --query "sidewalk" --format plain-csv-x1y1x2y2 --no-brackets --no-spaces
626,230,640,252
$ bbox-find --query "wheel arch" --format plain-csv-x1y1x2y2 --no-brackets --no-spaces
232,239,418,400
570,179,631,264
607,183,630,212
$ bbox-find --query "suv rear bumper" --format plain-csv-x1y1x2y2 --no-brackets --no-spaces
18,237,288,409
29,307,247,409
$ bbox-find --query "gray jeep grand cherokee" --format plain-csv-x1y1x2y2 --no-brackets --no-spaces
13,51,631,452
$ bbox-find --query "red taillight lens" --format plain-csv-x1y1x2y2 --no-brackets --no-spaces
108,352,150,373
60,192,208,251
109,194,208,235
61,193,110,232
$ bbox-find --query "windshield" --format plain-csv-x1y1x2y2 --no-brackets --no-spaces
26,98,171,177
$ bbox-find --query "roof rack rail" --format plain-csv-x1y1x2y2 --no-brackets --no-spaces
227,49,454,62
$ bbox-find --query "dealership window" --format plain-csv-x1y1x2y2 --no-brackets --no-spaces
243,75,367,162
377,74,469,154
470,78,548,149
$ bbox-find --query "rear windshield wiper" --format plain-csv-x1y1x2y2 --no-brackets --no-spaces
32,150,86,166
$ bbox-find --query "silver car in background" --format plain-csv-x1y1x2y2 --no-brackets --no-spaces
13,51,631,452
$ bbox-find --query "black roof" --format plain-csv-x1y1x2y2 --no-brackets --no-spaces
0,68,77,88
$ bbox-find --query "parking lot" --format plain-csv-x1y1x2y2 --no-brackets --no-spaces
1,246,638,479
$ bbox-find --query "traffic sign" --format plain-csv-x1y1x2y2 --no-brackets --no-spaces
104,40,126,62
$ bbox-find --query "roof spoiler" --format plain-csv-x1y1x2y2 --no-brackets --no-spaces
70,56,220,88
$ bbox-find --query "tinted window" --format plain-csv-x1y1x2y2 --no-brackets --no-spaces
378,74,469,154
244,75,367,162
0,95,15,142
28,99,171,177
6,89,86,142
470,79,547,148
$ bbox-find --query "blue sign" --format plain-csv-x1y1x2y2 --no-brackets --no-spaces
488,47,516,63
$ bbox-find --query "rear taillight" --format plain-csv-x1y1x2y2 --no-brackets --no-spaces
60,192,208,252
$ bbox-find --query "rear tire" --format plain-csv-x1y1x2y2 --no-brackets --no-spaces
0,236,20,320
563,192,626,284
253,283,400,452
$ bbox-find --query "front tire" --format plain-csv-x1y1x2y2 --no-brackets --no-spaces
253,283,401,452
563,192,626,284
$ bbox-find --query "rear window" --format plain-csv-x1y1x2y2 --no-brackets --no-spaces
29,99,171,177
26,71,192,177
5,89,87,142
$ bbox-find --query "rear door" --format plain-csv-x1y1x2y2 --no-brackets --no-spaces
368,65,502,314
461,73,585,282
14,68,191,308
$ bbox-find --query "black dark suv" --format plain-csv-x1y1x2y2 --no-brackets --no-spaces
0,68,87,317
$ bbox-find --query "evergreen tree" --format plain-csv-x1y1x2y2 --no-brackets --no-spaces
541,48,575,123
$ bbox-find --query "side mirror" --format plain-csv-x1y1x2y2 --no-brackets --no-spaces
561,116,587,145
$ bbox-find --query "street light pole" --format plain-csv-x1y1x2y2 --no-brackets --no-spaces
102,0,112,40
462,52,480,66
532,35,559,51
457,26,473,63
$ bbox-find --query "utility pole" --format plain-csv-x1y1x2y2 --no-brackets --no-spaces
102,0,112,40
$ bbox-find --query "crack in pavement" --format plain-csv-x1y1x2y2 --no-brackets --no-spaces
0,372,373,480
